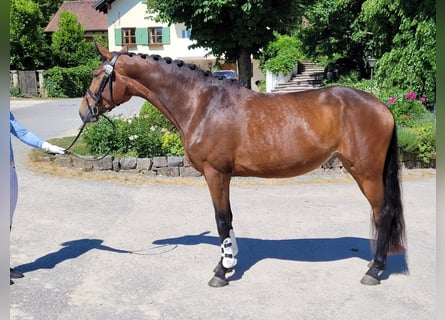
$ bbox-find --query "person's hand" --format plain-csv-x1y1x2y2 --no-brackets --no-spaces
41,141,65,154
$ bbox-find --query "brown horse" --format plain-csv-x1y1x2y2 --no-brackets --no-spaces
79,43,406,287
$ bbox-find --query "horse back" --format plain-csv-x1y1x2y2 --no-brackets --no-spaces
186,86,393,177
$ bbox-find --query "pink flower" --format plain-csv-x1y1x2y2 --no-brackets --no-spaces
419,97,426,104
388,96,396,104
405,91,416,100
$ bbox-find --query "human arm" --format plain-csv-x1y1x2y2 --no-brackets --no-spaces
10,112,65,154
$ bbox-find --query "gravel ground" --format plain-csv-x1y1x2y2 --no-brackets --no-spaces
10,165,436,320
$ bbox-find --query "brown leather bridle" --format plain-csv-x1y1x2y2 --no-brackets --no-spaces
85,52,122,118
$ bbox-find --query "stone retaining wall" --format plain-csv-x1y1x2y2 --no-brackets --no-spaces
43,153,433,178
51,155,203,177
47,155,345,177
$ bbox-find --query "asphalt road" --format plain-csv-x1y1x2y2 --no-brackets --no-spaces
10,98,436,320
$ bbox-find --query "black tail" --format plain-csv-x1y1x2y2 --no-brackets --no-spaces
381,125,406,253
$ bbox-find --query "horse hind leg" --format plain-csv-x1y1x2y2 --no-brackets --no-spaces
342,160,405,285
356,177,389,285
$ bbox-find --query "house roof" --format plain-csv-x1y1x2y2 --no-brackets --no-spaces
45,1,108,33
92,0,116,14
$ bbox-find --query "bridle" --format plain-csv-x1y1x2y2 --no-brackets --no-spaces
64,52,122,160
85,52,122,118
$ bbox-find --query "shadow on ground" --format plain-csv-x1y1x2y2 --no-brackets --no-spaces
13,234,408,283
153,231,408,282
14,239,130,273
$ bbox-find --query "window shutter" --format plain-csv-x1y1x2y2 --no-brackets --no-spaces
136,28,148,44
114,28,122,46
162,27,170,44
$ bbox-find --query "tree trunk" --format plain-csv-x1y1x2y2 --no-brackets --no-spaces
237,47,252,89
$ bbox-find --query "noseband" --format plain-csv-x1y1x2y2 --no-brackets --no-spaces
86,52,122,117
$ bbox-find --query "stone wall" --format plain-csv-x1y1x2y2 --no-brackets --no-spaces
44,152,433,178
51,155,203,177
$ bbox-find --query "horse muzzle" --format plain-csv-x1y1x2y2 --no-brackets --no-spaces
79,98,100,123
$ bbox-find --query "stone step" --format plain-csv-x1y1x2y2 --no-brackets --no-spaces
279,76,322,84
300,66,324,70
274,82,320,88
288,77,323,83
272,61,325,93
272,85,320,93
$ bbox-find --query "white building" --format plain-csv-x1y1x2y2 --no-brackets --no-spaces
93,0,263,90
94,0,219,70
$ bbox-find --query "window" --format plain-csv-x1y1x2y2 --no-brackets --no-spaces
149,27,163,45
115,27,170,46
181,29,191,39
121,28,136,47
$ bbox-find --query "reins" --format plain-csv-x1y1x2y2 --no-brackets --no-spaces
63,114,116,161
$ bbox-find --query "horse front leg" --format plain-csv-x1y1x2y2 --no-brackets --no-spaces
203,168,238,287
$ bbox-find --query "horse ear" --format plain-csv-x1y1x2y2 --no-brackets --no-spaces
94,41,113,61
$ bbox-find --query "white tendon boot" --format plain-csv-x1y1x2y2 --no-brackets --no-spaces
221,229,238,269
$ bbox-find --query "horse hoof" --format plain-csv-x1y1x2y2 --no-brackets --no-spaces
360,274,381,286
208,275,229,287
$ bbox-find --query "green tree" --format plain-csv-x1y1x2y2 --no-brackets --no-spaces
297,0,367,75
297,0,435,107
362,0,436,107
50,11,96,67
147,0,309,88
34,0,65,23
10,0,50,70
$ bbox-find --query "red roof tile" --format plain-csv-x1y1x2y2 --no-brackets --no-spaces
45,1,107,33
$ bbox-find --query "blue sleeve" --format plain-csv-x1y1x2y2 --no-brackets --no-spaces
10,112,45,149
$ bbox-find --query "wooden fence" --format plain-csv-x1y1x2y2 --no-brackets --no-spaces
10,70,46,97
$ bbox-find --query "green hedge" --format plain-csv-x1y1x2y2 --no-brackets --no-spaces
81,101,184,158
44,60,100,98
386,90,435,166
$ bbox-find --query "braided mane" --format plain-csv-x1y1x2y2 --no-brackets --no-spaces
119,51,238,84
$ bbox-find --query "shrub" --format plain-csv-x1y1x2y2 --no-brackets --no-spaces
413,120,436,164
385,90,435,165
44,59,100,98
81,101,184,158
398,120,435,165
260,33,304,75
139,101,175,131
10,85,23,98
397,127,419,154
161,130,184,156
323,71,371,92
386,90,430,127
82,115,119,155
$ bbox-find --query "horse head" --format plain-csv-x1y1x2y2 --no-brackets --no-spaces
79,42,132,123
